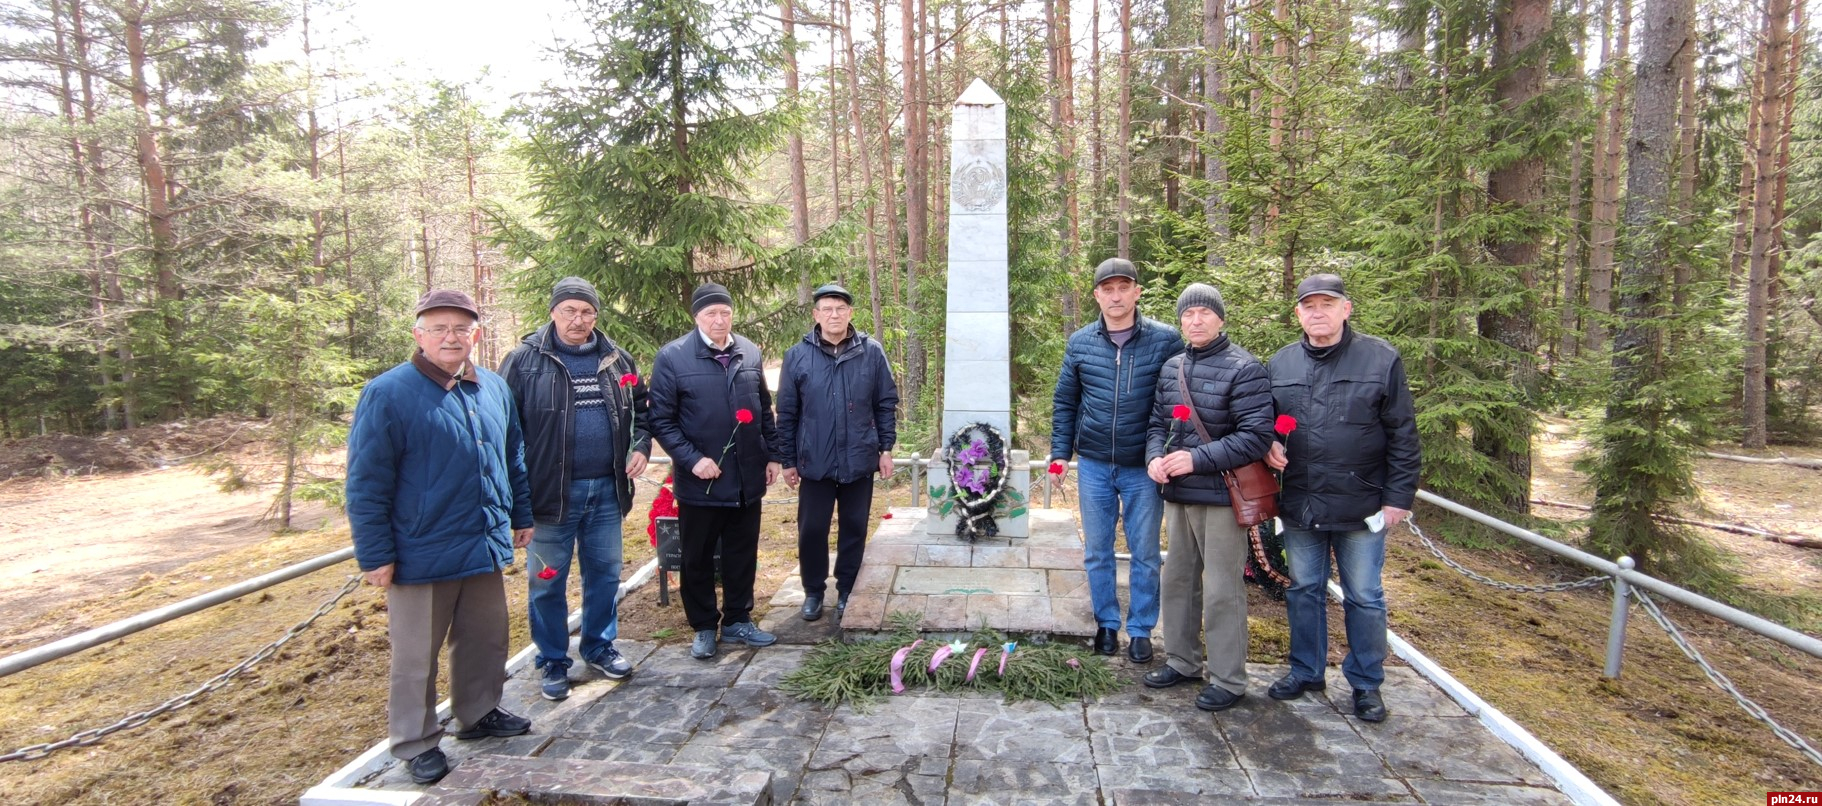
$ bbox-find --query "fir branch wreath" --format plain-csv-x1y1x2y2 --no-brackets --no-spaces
945,422,1010,541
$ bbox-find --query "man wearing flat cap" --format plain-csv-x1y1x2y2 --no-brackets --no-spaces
777,283,899,623
1263,273,1420,723
498,276,652,701
1050,258,1184,663
346,289,534,785
647,282,783,660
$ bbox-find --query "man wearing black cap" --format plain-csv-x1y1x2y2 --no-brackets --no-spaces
1050,258,1184,663
777,283,899,622
648,282,783,660
498,276,652,701
346,290,534,784
1262,273,1420,723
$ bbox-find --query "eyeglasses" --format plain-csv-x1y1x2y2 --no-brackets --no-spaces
554,308,598,321
417,325,477,339
815,305,852,315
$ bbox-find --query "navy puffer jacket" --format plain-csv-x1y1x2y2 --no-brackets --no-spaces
1145,334,1275,506
647,330,781,507
1266,325,1421,531
1051,316,1184,466
777,328,899,484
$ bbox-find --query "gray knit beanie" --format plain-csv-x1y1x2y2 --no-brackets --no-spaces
550,276,600,311
1176,283,1226,320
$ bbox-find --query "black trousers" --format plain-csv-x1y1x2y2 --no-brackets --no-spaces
797,477,874,599
678,501,762,631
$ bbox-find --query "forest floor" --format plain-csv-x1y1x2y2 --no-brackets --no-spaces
0,416,1818,804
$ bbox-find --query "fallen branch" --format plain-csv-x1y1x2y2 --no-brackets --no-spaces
1528,499,1822,549
1701,452,1822,470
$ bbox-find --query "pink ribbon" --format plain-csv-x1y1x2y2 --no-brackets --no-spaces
965,648,990,683
998,647,1013,677
889,639,924,694
928,646,955,673
1066,657,1081,669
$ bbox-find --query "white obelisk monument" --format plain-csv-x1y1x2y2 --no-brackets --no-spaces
930,79,1030,538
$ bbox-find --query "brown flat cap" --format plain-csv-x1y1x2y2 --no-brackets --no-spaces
415,289,480,319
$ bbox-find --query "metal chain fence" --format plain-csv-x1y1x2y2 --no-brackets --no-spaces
1632,590,1822,768
0,574,363,763
1405,516,1610,593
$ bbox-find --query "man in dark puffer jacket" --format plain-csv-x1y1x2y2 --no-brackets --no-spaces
1139,284,1274,712
1050,258,1184,663
648,283,783,662
1263,273,1420,723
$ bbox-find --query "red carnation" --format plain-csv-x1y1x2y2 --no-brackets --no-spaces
1048,461,1065,476
619,373,639,387
882,512,894,519
1172,404,1192,421
1275,414,1298,436
537,566,558,580
735,408,754,424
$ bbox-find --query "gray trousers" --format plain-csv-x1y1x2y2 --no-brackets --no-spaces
1160,502,1250,695
386,570,509,760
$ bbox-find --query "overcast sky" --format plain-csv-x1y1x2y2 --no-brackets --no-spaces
311,0,586,108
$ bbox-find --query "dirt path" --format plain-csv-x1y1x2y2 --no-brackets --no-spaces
0,468,342,648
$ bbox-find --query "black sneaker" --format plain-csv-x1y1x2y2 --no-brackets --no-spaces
539,661,571,701
451,707,530,739
407,747,449,784
587,646,633,680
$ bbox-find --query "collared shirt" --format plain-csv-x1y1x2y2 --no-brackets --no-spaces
699,328,737,368
411,350,472,391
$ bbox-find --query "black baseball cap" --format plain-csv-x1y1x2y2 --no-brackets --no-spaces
1295,274,1348,302
1092,258,1139,287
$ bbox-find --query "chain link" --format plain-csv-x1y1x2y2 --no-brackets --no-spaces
1632,590,1822,768
0,574,364,763
1405,516,1610,593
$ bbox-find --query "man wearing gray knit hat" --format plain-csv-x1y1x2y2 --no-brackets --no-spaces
1141,283,1273,712
499,275,651,700
1050,258,1184,663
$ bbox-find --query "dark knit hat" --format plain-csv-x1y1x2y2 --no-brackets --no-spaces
1176,282,1226,320
1092,258,1140,287
690,282,734,316
550,276,600,311
1295,273,1348,302
812,283,853,306
414,289,479,319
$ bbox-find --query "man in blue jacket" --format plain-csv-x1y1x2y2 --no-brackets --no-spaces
648,283,783,661
1050,259,1184,663
346,290,535,785
499,276,652,701
778,283,899,623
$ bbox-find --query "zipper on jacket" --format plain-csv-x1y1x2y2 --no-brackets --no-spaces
1111,343,1122,459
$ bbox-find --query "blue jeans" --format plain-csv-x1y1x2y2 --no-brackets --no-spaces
1283,525,1388,690
528,476,623,669
1076,456,1163,638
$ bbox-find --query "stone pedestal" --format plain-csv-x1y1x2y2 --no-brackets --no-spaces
925,449,1030,538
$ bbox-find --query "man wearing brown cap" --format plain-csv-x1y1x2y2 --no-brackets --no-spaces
1263,274,1420,723
346,290,535,784
647,282,783,660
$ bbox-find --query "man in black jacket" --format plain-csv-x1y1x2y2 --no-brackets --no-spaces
499,277,651,701
1263,274,1421,723
778,284,899,622
1140,284,1274,712
648,282,783,661
1049,258,1184,663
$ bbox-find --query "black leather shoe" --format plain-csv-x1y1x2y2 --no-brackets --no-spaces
1143,665,1198,689
451,707,531,739
407,747,449,784
1268,672,1327,701
1093,627,1119,656
1127,637,1153,664
801,594,824,621
1353,689,1387,722
1196,685,1245,712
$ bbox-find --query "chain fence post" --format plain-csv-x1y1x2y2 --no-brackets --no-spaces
910,452,922,507
1603,555,1636,679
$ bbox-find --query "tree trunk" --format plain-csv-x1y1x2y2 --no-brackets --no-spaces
1116,0,1133,257
1203,0,1231,262
1743,0,1795,449
1669,0,1697,311
873,0,900,343
781,0,812,304
1585,0,1631,352
1730,16,1770,288
903,0,928,410
121,6,179,303
840,0,882,331
1559,0,1590,361
1090,0,1104,249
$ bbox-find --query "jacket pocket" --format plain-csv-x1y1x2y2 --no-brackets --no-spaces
1335,379,1384,424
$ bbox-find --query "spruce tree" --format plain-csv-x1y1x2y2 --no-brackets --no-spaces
498,0,837,352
